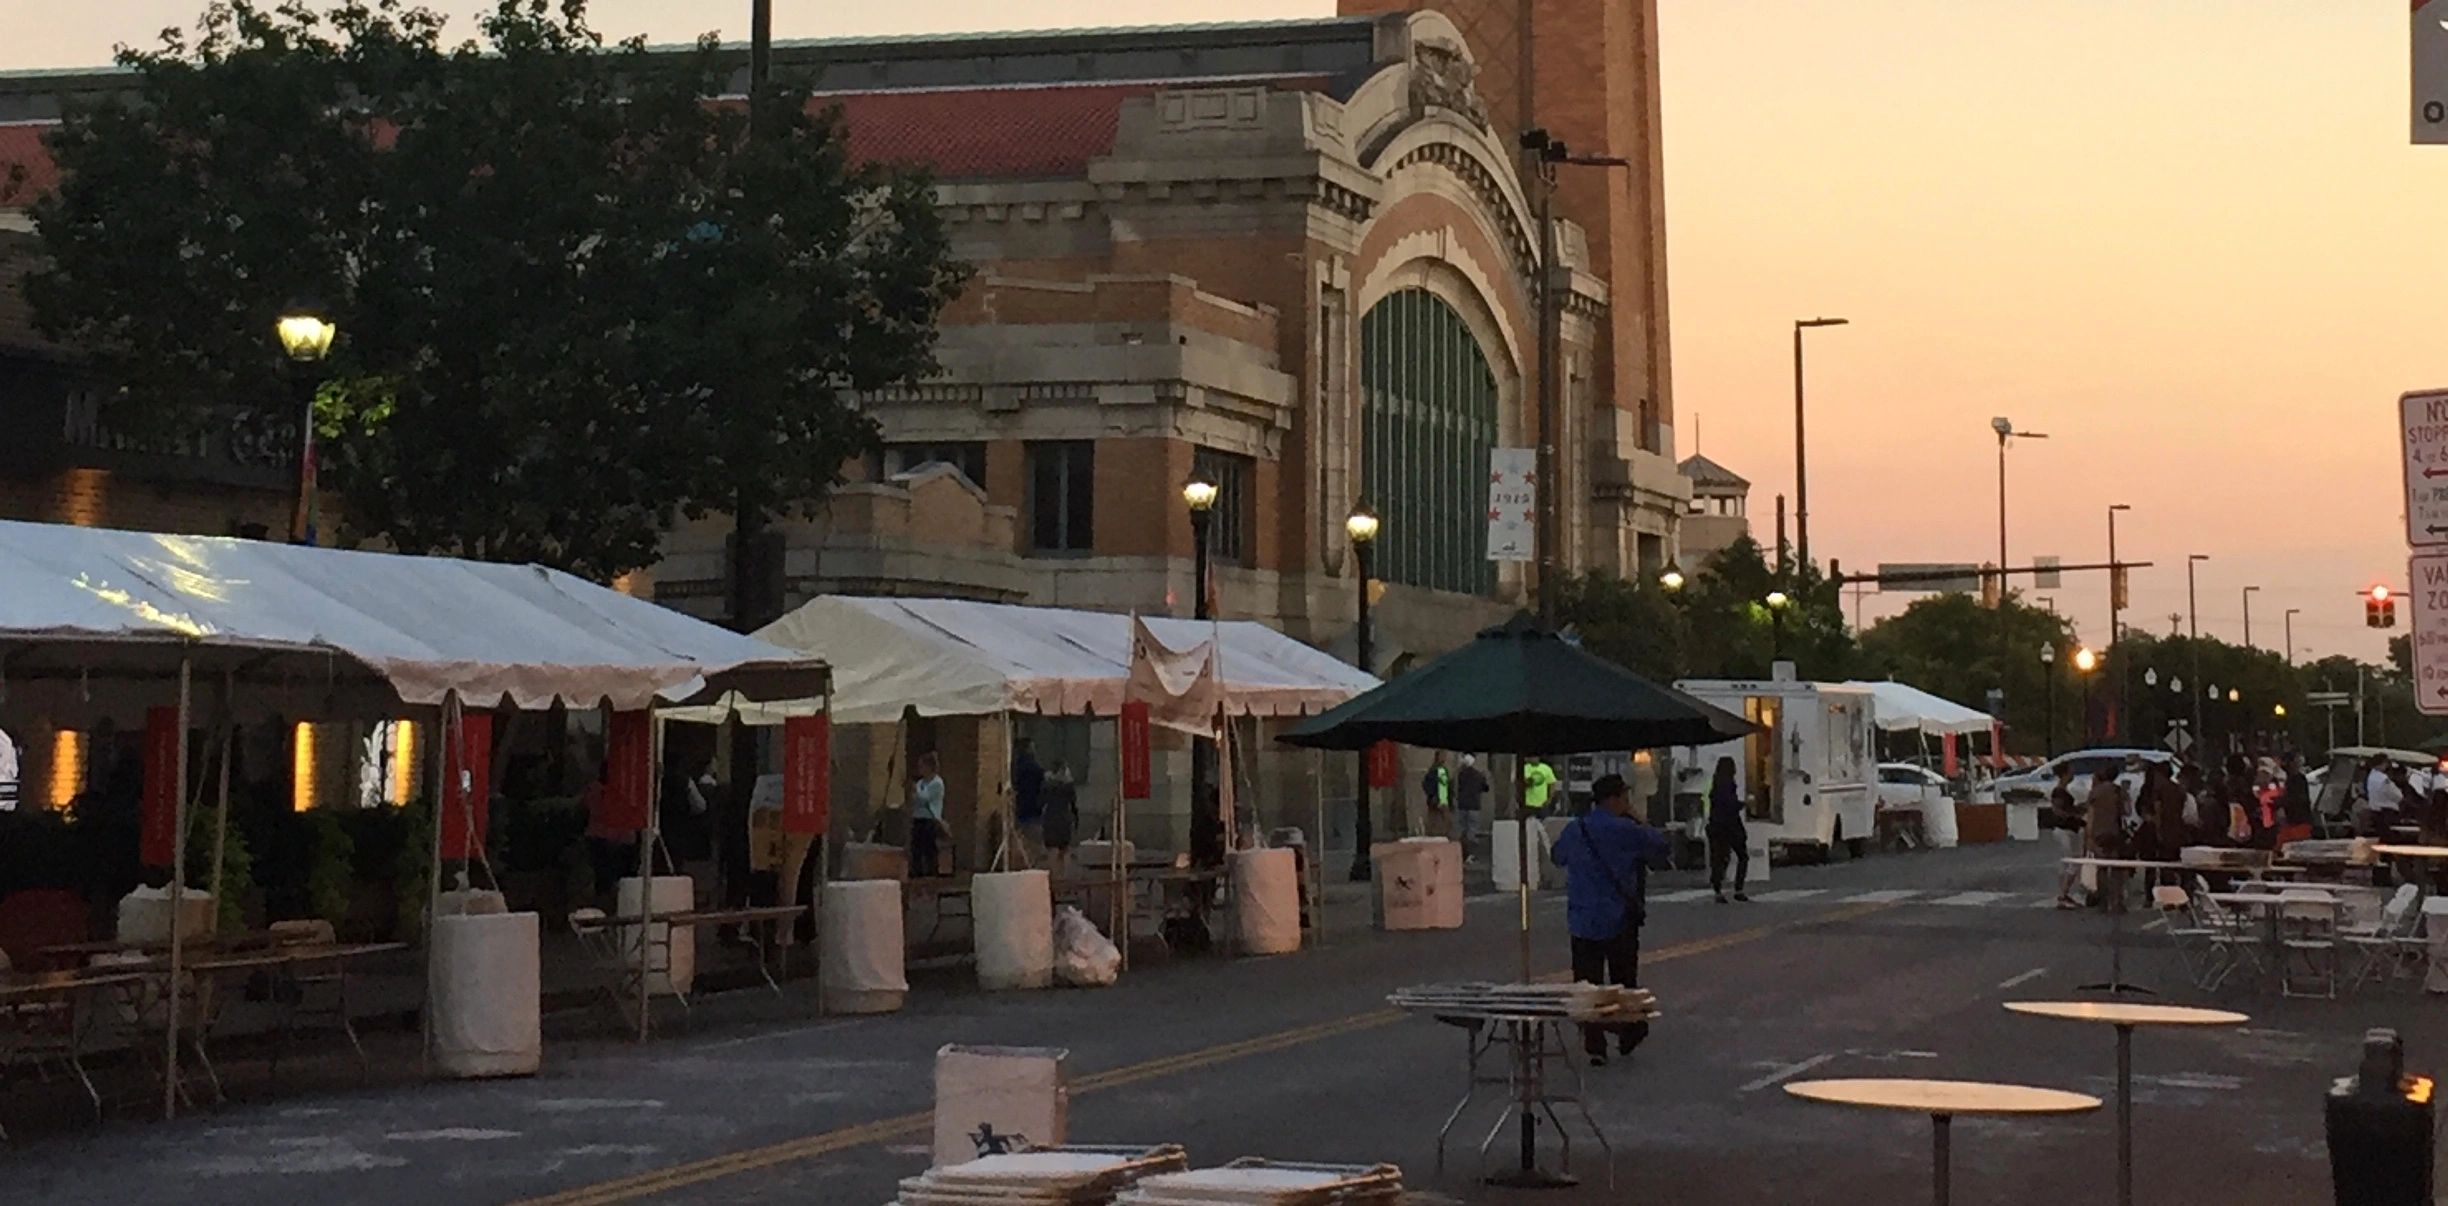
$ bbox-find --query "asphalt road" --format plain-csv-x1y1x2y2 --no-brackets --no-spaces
8,842,2433,1205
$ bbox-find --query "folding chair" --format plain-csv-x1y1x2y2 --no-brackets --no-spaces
2344,884,2422,992
2278,890,2342,999
569,908,645,1032
2188,881,2263,990
2152,886,2224,990
264,920,364,1083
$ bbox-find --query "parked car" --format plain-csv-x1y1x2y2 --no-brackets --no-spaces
1876,762,1951,814
1989,748,2176,810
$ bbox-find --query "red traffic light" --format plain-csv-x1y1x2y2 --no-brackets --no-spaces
2372,585,2393,603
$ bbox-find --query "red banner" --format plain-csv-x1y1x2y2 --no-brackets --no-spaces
1366,741,1399,789
599,710,653,833
1941,732,1960,779
1119,700,1152,801
439,712,494,860
139,707,179,867
783,714,831,835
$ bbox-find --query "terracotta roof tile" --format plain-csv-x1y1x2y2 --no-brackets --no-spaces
0,123,59,204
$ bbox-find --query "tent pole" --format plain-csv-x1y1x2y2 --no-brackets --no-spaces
638,712,664,1042
421,695,454,1078
1312,748,1326,947
161,652,192,1120
1515,754,1531,984
207,672,233,934
813,686,832,1013
1112,715,1126,971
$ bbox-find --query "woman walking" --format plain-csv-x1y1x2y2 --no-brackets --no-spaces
1707,757,1750,903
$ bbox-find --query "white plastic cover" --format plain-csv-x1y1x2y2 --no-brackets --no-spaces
821,879,907,1013
430,911,541,1078
663,595,1376,725
115,886,213,946
615,876,695,996
0,519,824,714
972,870,1054,991
1230,847,1302,955
1050,905,1120,987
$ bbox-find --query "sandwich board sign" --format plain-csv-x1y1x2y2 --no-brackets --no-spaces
2412,551,2448,716
2401,390,2448,546
2420,0,2448,144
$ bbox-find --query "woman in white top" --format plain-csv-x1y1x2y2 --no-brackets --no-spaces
909,751,948,877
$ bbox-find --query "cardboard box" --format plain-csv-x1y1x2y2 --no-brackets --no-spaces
933,1045,1068,1166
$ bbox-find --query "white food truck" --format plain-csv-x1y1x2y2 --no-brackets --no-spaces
1673,677,1879,864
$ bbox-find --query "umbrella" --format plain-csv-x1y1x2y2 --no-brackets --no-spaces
1280,612,1755,755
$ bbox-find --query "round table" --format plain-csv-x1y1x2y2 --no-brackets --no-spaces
2005,1001,2247,1206
2060,858,2191,995
1785,1078,2100,1206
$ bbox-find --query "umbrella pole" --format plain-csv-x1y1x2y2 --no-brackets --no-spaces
1312,748,1326,947
207,678,233,935
1514,756,1531,983
161,652,192,1120
637,714,664,1042
421,697,452,1078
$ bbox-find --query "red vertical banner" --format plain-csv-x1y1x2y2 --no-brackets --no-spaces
1119,700,1152,801
1366,740,1399,788
600,710,653,833
1941,732,1960,779
782,714,831,835
439,712,494,860
1991,722,2006,770
139,707,179,867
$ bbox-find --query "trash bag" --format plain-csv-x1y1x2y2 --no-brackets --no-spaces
1051,904,1121,987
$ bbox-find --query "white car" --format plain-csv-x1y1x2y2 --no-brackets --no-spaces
1876,763,1950,815
1990,748,2176,810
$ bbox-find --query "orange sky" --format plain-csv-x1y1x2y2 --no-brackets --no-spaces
6,1,2439,665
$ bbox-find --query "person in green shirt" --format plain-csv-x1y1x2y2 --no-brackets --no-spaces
1420,752,1452,837
1522,756,1558,814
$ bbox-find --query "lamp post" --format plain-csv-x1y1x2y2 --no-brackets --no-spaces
1660,567,1686,593
1183,476,1218,621
1991,416,2048,596
1765,591,1791,666
2187,554,2208,750
2107,502,2130,741
1792,317,1849,570
275,303,337,546
2241,585,2260,650
2040,643,2059,756
2284,608,2299,665
1519,129,1631,625
2074,646,2099,745
1346,504,1380,883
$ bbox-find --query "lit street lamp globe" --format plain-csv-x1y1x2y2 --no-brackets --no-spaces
1181,477,1219,513
275,306,336,362
1344,506,1380,546
1764,591,1790,611
2072,646,2098,674
1660,569,1686,592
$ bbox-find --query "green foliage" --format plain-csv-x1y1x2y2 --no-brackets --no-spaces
1552,536,1859,685
184,803,253,932
391,795,434,942
302,809,355,928
24,0,965,580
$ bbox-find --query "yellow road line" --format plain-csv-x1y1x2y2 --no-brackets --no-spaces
512,901,1894,1206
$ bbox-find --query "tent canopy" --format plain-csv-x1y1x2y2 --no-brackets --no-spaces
1280,613,1756,754
0,519,826,716
1844,680,1995,737
667,595,1378,725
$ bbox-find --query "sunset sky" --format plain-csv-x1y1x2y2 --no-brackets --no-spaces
5,1,2438,666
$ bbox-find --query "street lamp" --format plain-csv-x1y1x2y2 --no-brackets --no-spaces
2186,553,2209,746
2107,503,2131,741
2073,646,2099,745
1765,591,1791,665
2040,643,2059,756
275,301,336,546
1991,416,2048,598
1659,568,1686,592
2283,608,2300,665
1345,504,1380,883
1182,475,1218,622
2242,585,2260,650
1792,316,1849,569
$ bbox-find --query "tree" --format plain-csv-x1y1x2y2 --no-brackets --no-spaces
22,1,963,580
1856,592,2070,754
1551,537,1857,684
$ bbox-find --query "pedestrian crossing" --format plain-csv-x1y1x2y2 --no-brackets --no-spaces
1647,885,2066,910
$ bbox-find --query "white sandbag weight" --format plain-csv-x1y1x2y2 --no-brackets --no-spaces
1230,848,1301,955
431,911,541,1078
821,879,907,1014
972,870,1054,991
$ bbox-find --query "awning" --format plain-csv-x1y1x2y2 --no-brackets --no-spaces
1843,680,1996,737
0,519,826,717
665,595,1377,725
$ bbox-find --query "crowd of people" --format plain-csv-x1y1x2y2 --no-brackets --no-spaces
2040,751,2340,908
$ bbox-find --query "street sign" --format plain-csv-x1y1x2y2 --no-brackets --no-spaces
2306,691,2351,707
2411,551,2448,715
1874,563,1981,593
2400,390,2448,545
2164,725,2193,756
2419,1,2448,144
1486,448,1535,562
2033,555,2062,589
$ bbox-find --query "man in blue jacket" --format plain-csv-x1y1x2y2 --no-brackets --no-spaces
1551,773,1670,1065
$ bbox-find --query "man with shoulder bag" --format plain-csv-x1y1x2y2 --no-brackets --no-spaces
2047,762,2086,909
1551,774,1671,1066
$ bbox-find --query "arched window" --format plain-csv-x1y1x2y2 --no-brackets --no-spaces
1360,288,1499,595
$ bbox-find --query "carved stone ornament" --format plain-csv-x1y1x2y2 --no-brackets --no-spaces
1409,41,1488,131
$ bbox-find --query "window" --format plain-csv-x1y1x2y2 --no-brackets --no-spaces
1027,441,1096,553
1192,447,1254,566
884,442,987,487
1359,288,1499,595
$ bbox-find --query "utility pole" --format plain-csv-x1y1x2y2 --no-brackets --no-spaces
1792,317,1848,571
2242,585,2259,650
2187,554,2208,757
725,2,782,812
2284,608,2299,665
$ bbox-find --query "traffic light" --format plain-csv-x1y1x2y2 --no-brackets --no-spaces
2368,586,2397,629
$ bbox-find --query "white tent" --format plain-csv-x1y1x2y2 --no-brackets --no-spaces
667,595,1377,724
1844,679,1995,737
0,519,826,717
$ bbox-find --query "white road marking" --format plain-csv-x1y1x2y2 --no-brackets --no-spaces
384,1128,520,1142
1931,890,2013,906
1740,1052,1840,1093
1998,967,2049,990
1749,889,1828,903
1651,888,1715,903
1838,889,1923,903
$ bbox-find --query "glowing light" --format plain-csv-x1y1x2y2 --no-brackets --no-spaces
388,721,417,806
293,722,317,812
2073,646,2098,673
47,731,85,811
